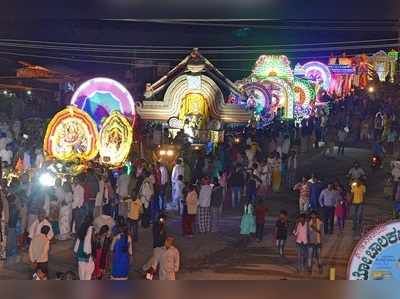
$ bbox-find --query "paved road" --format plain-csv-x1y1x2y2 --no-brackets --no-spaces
0,147,393,280
179,147,393,280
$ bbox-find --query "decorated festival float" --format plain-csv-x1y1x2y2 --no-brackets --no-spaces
41,78,135,180
137,49,251,161
234,55,317,127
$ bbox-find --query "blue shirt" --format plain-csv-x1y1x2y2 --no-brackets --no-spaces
319,189,339,208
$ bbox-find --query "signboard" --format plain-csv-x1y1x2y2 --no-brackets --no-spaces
348,221,400,280
328,64,355,74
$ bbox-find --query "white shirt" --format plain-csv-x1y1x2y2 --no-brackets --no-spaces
117,174,131,198
172,180,185,199
72,184,84,209
171,164,184,184
198,185,213,208
348,167,366,179
0,148,12,164
29,219,54,240
282,139,291,155
35,153,44,168
160,166,169,185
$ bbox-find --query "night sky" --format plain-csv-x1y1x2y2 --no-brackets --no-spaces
0,0,398,82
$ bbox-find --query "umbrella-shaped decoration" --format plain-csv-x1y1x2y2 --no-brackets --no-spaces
71,77,136,128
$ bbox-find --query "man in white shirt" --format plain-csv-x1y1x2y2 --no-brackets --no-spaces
158,162,169,211
198,179,213,233
153,237,180,280
172,175,185,214
171,159,184,186
72,180,85,234
28,213,54,241
348,162,366,180
117,171,131,218
281,135,291,157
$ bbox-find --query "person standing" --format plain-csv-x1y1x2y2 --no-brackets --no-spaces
72,177,85,235
152,214,167,248
293,214,308,272
307,211,323,273
139,172,154,228
29,225,50,276
171,159,184,189
28,212,54,241
198,177,213,234
83,170,99,218
255,199,267,242
58,182,73,240
127,195,143,242
318,183,338,235
172,175,185,214
294,177,311,214
351,180,366,236
275,210,288,257
210,178,223,233
286,150,297,189
93,225,112,280
229,166,244,209
240,200,256,237
111,225,133,280
183,185,197,237
153,236,180,280
337,127,347,156
116,168,131,219
6,194,19,259
271,152,282,192
74,217,95,280
158,162,169,211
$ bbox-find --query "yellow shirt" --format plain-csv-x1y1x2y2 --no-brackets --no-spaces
351,184,366,204
128,199,143,220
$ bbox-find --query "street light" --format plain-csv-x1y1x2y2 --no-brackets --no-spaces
27,90,32,95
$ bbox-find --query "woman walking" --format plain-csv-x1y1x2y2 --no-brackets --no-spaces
93,225,112,280
240,200,256,239
74,216,95,280
111,225,133,280
271,152,282,192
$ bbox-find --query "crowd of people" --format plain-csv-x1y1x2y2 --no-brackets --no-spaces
1,87,400,279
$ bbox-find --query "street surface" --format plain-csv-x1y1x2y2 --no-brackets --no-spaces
0,147,393,280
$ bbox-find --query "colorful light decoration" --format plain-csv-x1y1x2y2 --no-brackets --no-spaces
303,61,332,91
243,82,273,124
99,111,133,168
70,77,136,128
252,55,294,82
293,77,316,108
263,77,295,119
43,106,99,161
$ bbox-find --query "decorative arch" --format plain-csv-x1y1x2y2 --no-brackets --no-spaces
137,74,251,123
262,77,295,119
252,55,294,82
243,82,273,123
303,61,332,91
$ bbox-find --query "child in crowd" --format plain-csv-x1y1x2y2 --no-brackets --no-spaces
275,210,288,257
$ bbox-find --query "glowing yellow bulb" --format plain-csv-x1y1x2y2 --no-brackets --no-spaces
166,150,174,156
159,150,166,156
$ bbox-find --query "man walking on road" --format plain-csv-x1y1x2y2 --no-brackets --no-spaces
351,180,366,236
318,183,338,235
29,225,51,276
